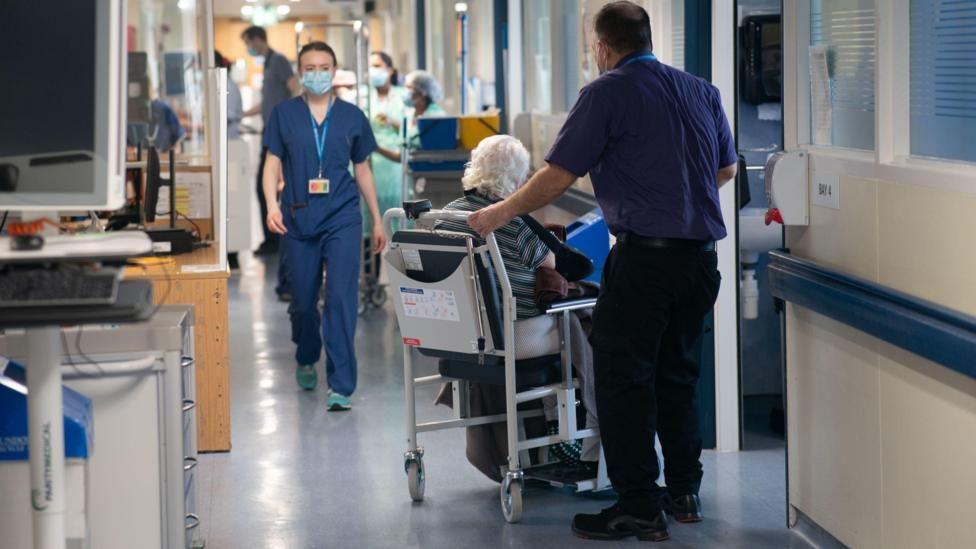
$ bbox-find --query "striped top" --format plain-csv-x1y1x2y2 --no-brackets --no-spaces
435,194,551,319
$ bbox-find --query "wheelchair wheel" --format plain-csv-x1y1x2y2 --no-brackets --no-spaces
370,286,387,307
406,459,425,502
500,475,523,523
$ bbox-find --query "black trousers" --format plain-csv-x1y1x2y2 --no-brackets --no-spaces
590,241,721,515
256,146,278,249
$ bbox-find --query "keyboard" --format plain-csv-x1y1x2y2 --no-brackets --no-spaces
0,268,120,307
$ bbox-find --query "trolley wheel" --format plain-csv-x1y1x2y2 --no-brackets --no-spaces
406,459,425,502
370,286,387,307
500,475,523,523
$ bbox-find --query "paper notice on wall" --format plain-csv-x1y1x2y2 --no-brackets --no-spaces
810,45,833,146
400,287,460,322
156,170,212,219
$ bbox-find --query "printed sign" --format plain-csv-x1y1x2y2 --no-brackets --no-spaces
813,173,840,210
400,287,460,322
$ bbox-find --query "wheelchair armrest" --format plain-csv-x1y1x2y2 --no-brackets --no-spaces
544,296,598,314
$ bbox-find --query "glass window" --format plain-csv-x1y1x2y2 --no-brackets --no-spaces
809,0,876,150
426,0,455,112
910,0,976,164
524,0,553,113
127,0,211,157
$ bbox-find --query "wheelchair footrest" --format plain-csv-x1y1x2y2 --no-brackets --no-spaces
437,354,561,391
525,461,599,487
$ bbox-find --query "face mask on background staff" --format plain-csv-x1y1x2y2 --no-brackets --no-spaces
402,88,415,108
302,71,334,96
369,67,390,88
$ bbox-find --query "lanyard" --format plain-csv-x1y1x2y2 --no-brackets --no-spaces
309,95,335,178
621,52,657,67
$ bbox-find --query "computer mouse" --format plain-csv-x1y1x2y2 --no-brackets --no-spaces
10,234,44,251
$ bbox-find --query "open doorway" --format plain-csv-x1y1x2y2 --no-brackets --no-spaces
734,0,786,450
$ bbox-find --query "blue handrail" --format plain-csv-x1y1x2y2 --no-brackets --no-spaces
768,250,976,380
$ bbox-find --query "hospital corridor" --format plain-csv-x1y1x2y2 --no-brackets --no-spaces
191,256,798,548
2,1,975,548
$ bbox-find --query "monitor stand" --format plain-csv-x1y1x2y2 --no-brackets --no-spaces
0,230,154,549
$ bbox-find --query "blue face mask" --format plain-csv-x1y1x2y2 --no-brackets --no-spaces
247,46,259,57
402,88,415,108
369,67,390,88
302,71,333,96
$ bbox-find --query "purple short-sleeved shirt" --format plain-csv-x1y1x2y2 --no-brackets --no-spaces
545,51,736,241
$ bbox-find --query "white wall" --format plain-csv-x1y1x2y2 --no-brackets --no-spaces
782,1,976,546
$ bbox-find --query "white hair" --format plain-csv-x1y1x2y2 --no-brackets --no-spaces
461,135,530,199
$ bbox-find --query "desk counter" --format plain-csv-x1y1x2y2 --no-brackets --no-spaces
125,245,231,452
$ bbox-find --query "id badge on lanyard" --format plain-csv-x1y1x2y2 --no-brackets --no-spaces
309,97,335,195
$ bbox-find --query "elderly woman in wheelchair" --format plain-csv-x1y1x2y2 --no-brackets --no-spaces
382,135,606,523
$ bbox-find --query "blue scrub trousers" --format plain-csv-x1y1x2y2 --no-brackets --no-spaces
276,243,290,296
284,216,362,395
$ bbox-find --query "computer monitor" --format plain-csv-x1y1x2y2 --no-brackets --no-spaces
0,0,126,211
143,146,175,227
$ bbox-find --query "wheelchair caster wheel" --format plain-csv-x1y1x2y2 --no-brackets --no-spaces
405,456,425,502
357,293,368,316
370,286,387,307
500,471,523,523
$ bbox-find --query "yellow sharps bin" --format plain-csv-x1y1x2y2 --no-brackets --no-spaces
459,110,501,150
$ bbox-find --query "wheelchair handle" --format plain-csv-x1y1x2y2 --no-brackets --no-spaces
382,208,472,241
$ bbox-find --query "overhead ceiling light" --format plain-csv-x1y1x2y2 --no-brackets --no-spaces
277,5,291,16
177,0,193,11
290,0,302,3
455,2,468,13
294,21,305,33
241,5,255,16
246,0,258,3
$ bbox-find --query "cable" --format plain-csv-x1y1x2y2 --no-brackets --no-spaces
0,211,8,233
7,218,66,236
66,261,173,373
157,210,203,240
176,211,202,239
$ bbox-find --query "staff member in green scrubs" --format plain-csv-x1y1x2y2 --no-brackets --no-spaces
367,52,407,223
376,70,447,163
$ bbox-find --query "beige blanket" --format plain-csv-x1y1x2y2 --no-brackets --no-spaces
435,310,598,482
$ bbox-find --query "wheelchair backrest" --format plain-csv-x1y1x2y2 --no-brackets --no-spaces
384,229,506,356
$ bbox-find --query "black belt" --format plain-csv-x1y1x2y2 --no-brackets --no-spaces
617,233,716,252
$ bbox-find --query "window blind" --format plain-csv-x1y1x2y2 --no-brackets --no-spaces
810,0,877,150
911,0,976,163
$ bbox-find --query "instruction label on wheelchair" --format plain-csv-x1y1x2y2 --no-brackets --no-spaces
399,287,460,322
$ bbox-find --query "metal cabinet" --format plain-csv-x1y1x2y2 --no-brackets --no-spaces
0,305,202,548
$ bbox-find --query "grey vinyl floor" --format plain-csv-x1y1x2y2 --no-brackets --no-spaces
195,255,812,549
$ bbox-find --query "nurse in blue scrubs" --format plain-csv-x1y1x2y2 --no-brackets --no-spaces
262,41,386,410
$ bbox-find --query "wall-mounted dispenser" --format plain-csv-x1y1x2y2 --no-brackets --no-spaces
763,150,808,226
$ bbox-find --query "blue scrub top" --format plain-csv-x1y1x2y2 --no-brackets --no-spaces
264,96,377,238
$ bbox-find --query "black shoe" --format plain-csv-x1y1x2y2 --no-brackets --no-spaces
571,505,670,542
227,252,240,270
254,242,278,256
277,291,292,303
662,493,702,523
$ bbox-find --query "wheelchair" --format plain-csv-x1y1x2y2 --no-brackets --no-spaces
382,201,610,523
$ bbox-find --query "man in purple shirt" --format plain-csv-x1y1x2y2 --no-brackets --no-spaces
469,1,737,541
